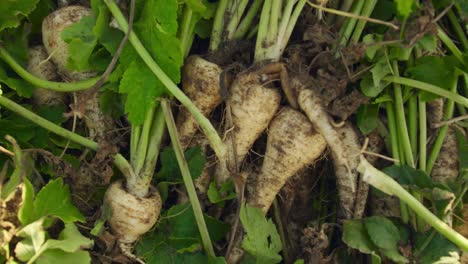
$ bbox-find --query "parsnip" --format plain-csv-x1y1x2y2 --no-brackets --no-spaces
42,5,113,142
176,56,223,149
27,46,67,106
104,180,162,244
298,88,364,219
248,107,326,213
42,6,97,81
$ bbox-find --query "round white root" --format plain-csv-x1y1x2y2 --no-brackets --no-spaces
248,107,326,213
104,181,162,244
42,6,97,81
27,46,67,106
177,56,223,149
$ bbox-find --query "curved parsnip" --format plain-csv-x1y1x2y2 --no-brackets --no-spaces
248,107,326,213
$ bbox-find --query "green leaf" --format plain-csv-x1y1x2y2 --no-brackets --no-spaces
2,25,29,65
18,179,35,225
15,218,46,262
0,66,34,98
343,219,378,254
415,232,460,264
382,165,434,189
157,146,206,182
207,180,236,205
356,104,379,135
395,0,414,17
36,250,91,264
406,56,458,101
34,178,85,223
119,59,162,125
41,223,93,253
91,0,123,55
360,73,390,97
61,16,98,71
27,0,55,33
380,247,408,263
119,0,182,125
240,204,282,264
363,216,400,250
0,0,40,32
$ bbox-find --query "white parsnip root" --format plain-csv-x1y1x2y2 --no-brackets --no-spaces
42,5,113,142
27,46,67,106
299,89,364,219
177,56,223,149
104,180,162,244
42,6,97,81
248,107,326,213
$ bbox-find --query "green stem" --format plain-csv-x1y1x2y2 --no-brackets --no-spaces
233,0,264,39
408,96,418,157
254,0,272,61
178,6,194,58
338,0,365,47
392,61,415,167
386,102,401,163
133,105,156,175
130,125,141,164
383,76,468,108
426,80,457,174
419,96,427,171
139,106,165,189
333,0,355,25
104,0,226,162
161,99,215,257
350,0,377,43
0,95,136,188
267,0,282,47
437,26,464,63
281,0,307,54
0,47,100,92
226,0,249,39
358,158,468,251
210,0,228,51
447,10,468,51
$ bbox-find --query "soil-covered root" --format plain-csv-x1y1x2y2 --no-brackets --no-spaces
298,88,363,219
248,107,326,213
216,69,281,186
176,56,223,149
104,180,162,245
42,5,97,81
27,46,67,106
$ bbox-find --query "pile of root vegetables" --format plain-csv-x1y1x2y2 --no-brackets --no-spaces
1,0,468,263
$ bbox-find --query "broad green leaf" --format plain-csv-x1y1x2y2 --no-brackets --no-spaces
34,178,85,223
0,0,40,32
61,16,98,71
36,250,91,264
119,59,161,125
363,216,400,250
360,73,390,97
371,61,392,88
240,204,282,264
415,232,459,264
41,223,93,253
119,0,182,125
362,34,383,60
18,179,35,225
417,35,437,53
343,219,378,254
406,56,458,101
157,146,206,182
2,25,29,65
14,218,46,262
